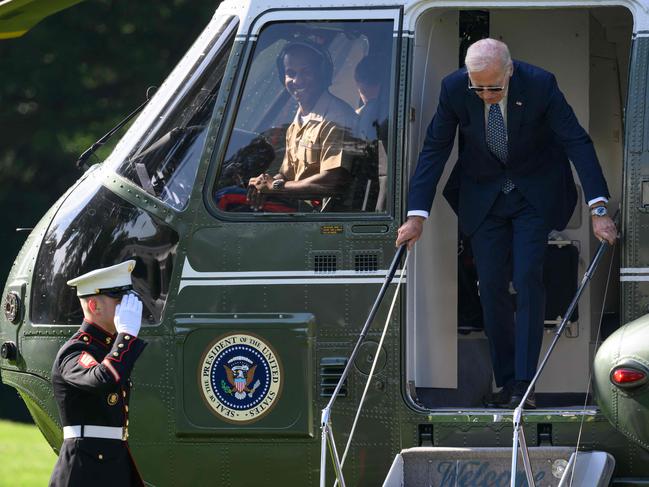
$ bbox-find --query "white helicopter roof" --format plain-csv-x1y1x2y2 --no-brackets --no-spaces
100,0,647,175
214,0,649,33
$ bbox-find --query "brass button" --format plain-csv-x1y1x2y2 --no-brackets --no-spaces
113,352,119,357
98,454,103,460
122,391,127,398
107,393,119,406
118,343,124,349
82,336,89,342
126,419,130,426
124,335,131,340
125,405,129,412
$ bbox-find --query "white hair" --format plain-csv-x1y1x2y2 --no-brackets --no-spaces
465,38,512,73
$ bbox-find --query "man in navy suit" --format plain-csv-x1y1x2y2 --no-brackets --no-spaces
396,39,617,408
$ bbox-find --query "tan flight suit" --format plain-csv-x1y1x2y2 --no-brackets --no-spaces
280,91,358,182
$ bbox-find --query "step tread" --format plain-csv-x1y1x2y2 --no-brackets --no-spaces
401,446,576,459
392,448,610,487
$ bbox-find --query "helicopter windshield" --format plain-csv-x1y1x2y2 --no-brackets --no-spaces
213,20,396,214
114,16,238,210
30,175,179,325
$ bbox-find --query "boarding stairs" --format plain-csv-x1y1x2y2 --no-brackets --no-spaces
320,237,616,487
382,447,614,486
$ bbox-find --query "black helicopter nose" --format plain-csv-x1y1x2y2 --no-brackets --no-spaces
0,341,17,361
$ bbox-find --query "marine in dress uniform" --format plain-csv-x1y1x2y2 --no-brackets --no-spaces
49,260,147,487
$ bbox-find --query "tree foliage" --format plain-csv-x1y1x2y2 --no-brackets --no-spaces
0,0,217,421
0,0,216,280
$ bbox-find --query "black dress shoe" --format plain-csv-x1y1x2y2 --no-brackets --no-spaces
483,381,514,408
506,381,537,409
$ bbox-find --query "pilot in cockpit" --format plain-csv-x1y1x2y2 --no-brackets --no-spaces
246,41,359,210
354,55,388,212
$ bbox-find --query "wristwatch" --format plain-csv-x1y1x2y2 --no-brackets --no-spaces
590,205,608,217
272,178,285,190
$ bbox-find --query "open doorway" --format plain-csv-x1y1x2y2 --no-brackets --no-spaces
405,6,632,409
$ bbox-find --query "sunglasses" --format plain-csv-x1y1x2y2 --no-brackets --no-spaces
468,84,506,92
467,71,510,93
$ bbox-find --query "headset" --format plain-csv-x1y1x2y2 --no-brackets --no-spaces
275,40,334,88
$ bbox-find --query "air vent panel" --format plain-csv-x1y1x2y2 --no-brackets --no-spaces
354,253,379,272
320,357,348,397
314,254,337,273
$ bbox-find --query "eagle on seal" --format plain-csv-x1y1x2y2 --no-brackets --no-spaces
224,364,257,399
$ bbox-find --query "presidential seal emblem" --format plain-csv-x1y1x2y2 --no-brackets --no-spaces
199,333,282,423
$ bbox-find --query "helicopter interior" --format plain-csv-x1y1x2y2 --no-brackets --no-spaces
212,20,396,213
407,6,632,409
117,28,234,212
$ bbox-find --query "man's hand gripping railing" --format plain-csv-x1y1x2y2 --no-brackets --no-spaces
510,210,620,487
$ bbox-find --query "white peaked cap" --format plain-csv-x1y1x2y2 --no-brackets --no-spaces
66,260,136,297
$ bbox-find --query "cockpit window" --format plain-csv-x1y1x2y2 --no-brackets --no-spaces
117,17,238,211
213,20,395,214
30,176,178,325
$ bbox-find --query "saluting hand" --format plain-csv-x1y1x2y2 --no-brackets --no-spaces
592,214,618,246
114,294,143,337
396,216,425,250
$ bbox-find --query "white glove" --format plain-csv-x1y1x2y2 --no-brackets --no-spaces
114,294,142,337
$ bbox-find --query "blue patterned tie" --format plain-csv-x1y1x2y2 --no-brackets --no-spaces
486,103,515,194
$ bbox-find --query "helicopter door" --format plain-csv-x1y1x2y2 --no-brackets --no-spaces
173,8,403,479
406,6,630,407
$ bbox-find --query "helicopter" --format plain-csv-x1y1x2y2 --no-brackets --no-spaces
2,0,649,485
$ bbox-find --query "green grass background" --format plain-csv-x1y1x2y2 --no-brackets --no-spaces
0,420,56,486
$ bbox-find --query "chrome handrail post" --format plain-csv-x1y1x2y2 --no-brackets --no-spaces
328,425,346,487
509,236,613,487
518,417,536,486
320,409,330,487
510,407,522,487
318,245,407,486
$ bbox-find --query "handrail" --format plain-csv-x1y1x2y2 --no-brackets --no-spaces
333,254,408,487
510,233,615,487
320,245,407,487
322,245,406,411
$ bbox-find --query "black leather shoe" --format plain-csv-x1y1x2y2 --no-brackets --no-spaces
483,381,514,408
506,381,536,409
